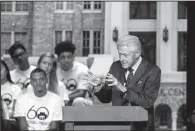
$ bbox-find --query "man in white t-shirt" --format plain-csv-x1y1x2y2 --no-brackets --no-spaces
8,41,36,92
55,41,93,106
14,68,63,131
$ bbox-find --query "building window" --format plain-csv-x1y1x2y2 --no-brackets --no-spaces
65,31,73,42
15,1,29,12
1,2,12,12
94,1,101,10
55,2,63,10
83,31,90,56
55,30,73,44
1,1,29,13
1,32,11,54
82,30,102,56
66,1,74,10
155,104,172,129
1,32,27,54
55,31,63,44
14,32,27,42
178,32,187,71
83,1,102,11
129,32,156,64
129,1,156,19
93,31,101,54
178,1,187,19
177,104,187,129
83,1,91,9
55,2,74,12
14,32,28,53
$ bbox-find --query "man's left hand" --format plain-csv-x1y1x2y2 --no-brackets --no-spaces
105,73,127,92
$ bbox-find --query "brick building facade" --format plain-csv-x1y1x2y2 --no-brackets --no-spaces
1,1,105,56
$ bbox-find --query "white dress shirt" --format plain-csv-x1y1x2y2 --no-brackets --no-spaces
125,57,142,80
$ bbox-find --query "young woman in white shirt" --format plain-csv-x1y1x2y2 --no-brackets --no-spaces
1,60,22,118
1,59,22,131
37,52,69,104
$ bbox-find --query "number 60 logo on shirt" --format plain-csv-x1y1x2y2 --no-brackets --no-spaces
27,105,49,120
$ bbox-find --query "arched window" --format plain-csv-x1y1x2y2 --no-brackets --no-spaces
155,104,172,129
177,104,187,129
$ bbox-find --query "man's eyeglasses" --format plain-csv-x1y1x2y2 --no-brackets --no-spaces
13,51,26,59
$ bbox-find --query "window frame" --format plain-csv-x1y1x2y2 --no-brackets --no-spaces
93,30,101,54
177,32,187,71
1,32,12,54
54,30,73,45
54,30,63,44
65,31,73,42
82,30,102,56
178,1,187,19
82,1,102,13
1,31,28,54
1,1,29,15
129,31,157,64
1,1,12,12
54,2,75,13
82,30,90,56
129,1,157,19
14,32,28,43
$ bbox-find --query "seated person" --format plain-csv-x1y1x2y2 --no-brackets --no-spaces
27,52,69,104
14,68,63,131
55,41,93,106
8,41,36,92
1,60,22,119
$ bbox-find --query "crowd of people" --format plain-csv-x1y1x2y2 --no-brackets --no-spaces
1,35,161,131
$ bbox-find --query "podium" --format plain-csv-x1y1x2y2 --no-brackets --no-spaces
62,106,148,131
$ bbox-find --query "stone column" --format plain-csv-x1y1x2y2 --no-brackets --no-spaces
172,111,178,130
104,2,127,61
157,2,177,72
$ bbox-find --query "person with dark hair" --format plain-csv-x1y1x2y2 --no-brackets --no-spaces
55,41,93,106
1,59,22,131
8,41,36,92
1,60,22,118
83,35,161,131
14,68,63,131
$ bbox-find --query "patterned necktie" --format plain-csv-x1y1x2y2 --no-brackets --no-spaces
126,68,134,87
120,68,134,105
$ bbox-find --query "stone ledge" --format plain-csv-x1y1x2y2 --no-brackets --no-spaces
161,72,186,83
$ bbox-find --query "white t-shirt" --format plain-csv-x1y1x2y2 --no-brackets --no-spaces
2,100,10,120
58,81,69,101
1,82,22,119
10,65,36,90
14,91,63,131
57,61,89,91
26,81,69,102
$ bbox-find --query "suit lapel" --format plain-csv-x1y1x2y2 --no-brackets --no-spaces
115,62,126,85
127,58,148,88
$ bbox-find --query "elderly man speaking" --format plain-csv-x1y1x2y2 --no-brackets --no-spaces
82,35,161,131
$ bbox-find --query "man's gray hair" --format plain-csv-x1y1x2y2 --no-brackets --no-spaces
116,35,141,50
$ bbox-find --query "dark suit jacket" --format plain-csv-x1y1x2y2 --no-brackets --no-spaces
95,58,161,131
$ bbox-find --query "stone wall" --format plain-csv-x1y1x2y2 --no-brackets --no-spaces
155,83,186,112
32,2,54,55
